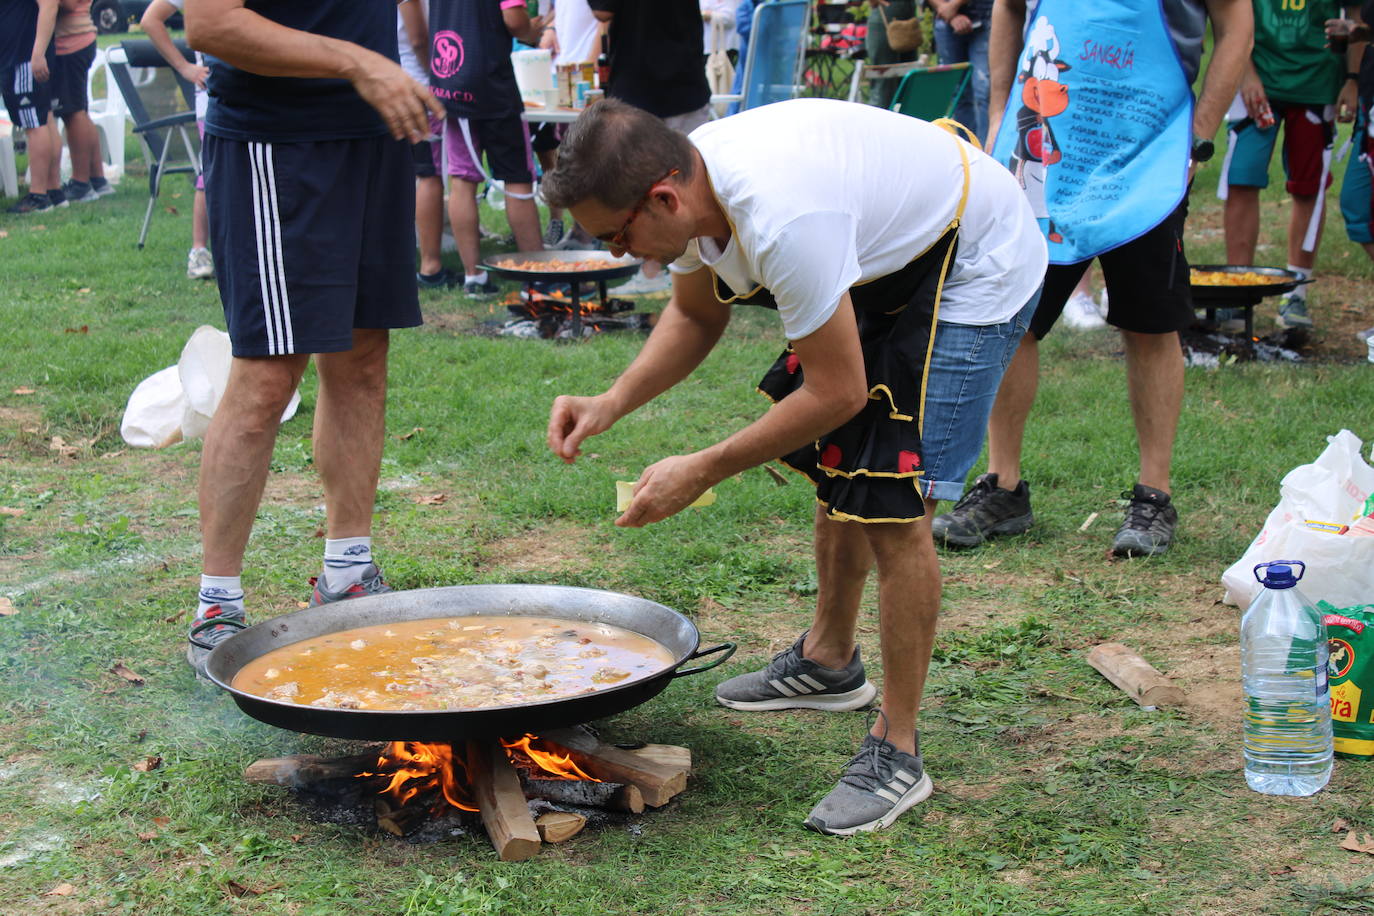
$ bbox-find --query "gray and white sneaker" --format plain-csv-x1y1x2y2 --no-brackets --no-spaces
1111,483,1177,557
186,603,249,679
714,632,877,711
308,562,392,607
804,728,933,835
187,247,215,279
542,217,566,248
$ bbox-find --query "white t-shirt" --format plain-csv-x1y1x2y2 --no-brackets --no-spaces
552,0,600,65
701,0,738,53
670,99,1047,340
396,0,431,85
164,0,207,119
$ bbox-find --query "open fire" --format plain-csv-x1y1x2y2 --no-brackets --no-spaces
244,727,690,861
498,288,654,339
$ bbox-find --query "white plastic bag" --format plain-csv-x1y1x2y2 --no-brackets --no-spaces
120,325,300,448
177,325,299,441
1221,429,1374,609
120,365,185,448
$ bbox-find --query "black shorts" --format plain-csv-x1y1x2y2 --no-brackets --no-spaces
410,136,439,178
203,132,423,357
1031,197,1194,339
52,42,96,116
530,120,563,154
1,54,56,129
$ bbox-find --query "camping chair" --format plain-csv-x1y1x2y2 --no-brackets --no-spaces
888,62,971,123
107,39,200,248
734,0,811,112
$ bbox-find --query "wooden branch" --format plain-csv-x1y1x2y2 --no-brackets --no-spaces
535,811,586,843
522,776,645,813
243,752,384,787
466,739,542,862
624,743,692,773
374,796,430,837
1086,643,1187,709
541,729,688,807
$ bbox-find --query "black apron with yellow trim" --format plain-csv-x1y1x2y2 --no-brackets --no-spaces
735,227,958,524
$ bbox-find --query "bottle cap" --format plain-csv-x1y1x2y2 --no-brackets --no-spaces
1254,560,1305,588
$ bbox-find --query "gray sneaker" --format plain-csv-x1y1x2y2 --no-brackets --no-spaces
931,473,1034,548
186,603,249,679
1275,293,1312,329
308,562,392,607
1111,483,1177,558
714,632,877,711
804,729,933,835
542,217,566,248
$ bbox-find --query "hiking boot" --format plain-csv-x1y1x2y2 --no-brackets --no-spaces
1061,291,1106,330
1275,293,1312,329
62,179,100,203
804,726,933,835
186,247,215,279
186,604,249,679
542,217,566,248
464,276,500,297
7,192,53,214
931,473,1034,548
308,562,392,607
47,187,69,208
1111,483,1178,558
715,632,876,711
417,267,459,289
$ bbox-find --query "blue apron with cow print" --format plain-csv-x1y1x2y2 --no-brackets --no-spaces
988,0,1193,264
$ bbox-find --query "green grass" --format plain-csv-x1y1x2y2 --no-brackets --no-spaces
3,79,1374,916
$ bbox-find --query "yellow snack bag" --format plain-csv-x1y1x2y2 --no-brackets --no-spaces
616,480,717,513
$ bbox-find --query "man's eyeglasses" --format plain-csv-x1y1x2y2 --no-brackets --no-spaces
604,168,680,250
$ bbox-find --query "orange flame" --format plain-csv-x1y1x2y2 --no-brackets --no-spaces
501,734,602,782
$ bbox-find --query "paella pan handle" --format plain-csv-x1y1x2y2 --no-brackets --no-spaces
188,616,249,650
672,642,736,678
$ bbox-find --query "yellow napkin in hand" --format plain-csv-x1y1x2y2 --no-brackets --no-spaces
616,480,717,513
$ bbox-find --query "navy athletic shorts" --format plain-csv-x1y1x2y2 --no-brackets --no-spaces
1,53,56,129
52,42,96,116
203,132,423,357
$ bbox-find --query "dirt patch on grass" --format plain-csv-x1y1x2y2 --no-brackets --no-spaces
479,519,606,575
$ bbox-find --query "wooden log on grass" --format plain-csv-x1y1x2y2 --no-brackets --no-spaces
522,776,645,813
466,739,542,862
243,752,385,787
541,728,688,807
1086,643,1186,709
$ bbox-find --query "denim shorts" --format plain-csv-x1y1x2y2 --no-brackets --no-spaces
916,291,1039,502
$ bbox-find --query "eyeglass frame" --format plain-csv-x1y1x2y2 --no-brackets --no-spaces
601,168,680,250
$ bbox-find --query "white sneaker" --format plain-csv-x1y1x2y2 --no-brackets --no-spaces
1061,291,1106,330
610,268,671,296
187,247,215,279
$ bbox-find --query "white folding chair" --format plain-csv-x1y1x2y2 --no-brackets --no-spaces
0,113,18,198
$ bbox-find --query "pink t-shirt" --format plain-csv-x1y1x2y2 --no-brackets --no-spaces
55,0,97,56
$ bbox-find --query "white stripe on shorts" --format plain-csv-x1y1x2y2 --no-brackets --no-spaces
248,141,294,355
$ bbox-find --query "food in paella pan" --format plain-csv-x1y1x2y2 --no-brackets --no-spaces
231,615,676,711
1189,268,1282,287
496,258,613,272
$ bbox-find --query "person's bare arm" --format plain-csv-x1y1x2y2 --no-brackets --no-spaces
503,4,542,46
399,0,429,70
184,0,442,141
1196,0,1251,144
616,291,870,527
984,0,1026,149
31,0,57,82
141,0,210,88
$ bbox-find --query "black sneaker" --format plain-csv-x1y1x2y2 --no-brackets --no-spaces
89,177,115,198
464,276,500,297
714,632,877,711
542,217,565,248
417,267,459,289
930,473,1034,548
803,721,933,835
47,187,69,208
62,180,100,203
1111,483,1177,557
6,192,53,214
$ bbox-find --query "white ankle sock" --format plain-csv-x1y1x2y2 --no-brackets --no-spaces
198,574,244,617
323,537,374,589
465,270,488,284
1287,263,1312,298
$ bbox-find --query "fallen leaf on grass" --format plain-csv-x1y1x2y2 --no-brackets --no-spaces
12,387,35,395
395,426,424,440
111,662,146,685
43,884,74,897
1269,864,1296,876
0,597,15,616
152,816,170,828
226,880,281,898
64,325,89,334
296,601,309,609
30,224,46,231
0,506,24,516
414,493,448,506
0,229,8,238
165,206,179,215
49,436,79,458
133,755,161,772
1339,830,1374,855
137,831,158,841
77,287,91,294
1333,817,1351,833
763,464,789,486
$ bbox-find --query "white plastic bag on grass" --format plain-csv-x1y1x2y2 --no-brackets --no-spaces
120,365,186,448
1221,430,1374,609
177,325,299,440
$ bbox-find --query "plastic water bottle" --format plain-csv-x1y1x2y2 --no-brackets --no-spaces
1241,561,1332,796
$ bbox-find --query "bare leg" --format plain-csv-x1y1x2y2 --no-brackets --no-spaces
984,333,1039,491
448,178,482,276
1224,186,1262,265
1287,191,1324,269
415,175,444,276
62,111,99,184
199,354,311,575
192,189,209,249
1122,329,1183,494
24,118,60,194
502,182,542,253
313,329,390,538
805,507,873,670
